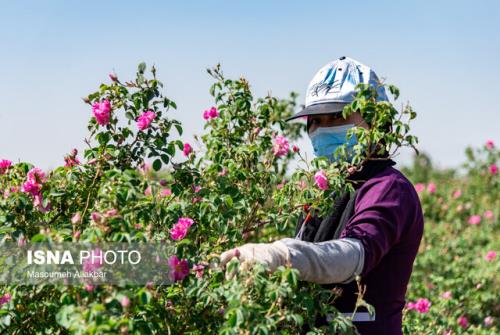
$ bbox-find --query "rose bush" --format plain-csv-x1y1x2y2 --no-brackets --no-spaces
2,62,490,334
0,63,375,334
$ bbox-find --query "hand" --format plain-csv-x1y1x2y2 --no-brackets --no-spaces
219,241,290,272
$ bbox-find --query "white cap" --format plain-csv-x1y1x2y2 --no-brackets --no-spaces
286,56,388,121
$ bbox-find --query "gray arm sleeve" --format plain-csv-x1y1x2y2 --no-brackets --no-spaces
276,237,365,285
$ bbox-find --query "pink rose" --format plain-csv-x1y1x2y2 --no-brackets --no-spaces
183,143,193,156
17,237,26,247
22,180,41,196
136,110,157,131
120,296,131,308
92,100,112,126
406,302,416,311
440,291,452,299
485,140,495,150
105,209,118,217
273,135,290,157
314,170,328,190
203,106,219,120
91,212,103,224
0,293,12,306
468,215,481,225
484,316,494,327
483,210,493,219
144,186,152,196
457,315,468,329
414,183,425,193
208,107,219,118
168,255,189,282
84,284,95,292
22,168,46,196
0,159,12,174
109,72,118,82
415,298,431,313
33,194,51,213
64,156,80,167
82,248,103,273
427,183,436,194
160,188,172,197
64,148,80,167
27,168,47,184
192,264,205,278
71,212,81,224
485,250,496,261
170,217,194,241
218,168,228,176
140,162,151,173
452,190,462,199
73,231,81,240
489,164,498,175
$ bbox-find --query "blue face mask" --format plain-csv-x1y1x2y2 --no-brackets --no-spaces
308,124,358,162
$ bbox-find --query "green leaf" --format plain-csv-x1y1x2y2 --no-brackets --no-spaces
388,84,400,100
152,159,162,171
175,124,183,136
138,290,151,305
31,234,49,242
125,111,135,120
166,143,175,156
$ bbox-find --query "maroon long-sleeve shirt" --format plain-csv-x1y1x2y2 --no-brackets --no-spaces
333,166,424,334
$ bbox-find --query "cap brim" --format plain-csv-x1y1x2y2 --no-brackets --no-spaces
285,102,349,122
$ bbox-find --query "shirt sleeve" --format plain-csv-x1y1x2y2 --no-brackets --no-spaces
339,175,409,276
277,237,365,284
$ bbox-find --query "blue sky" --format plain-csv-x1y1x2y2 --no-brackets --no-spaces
1,1,499,170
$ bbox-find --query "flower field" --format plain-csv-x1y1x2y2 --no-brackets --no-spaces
401,146,499,334
0,63,498,334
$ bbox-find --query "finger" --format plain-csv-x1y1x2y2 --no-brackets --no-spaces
219,248,240,267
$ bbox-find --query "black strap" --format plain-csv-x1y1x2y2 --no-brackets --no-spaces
312,191,352,242
333,190,357,239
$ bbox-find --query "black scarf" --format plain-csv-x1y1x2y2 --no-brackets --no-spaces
295,158,396,242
